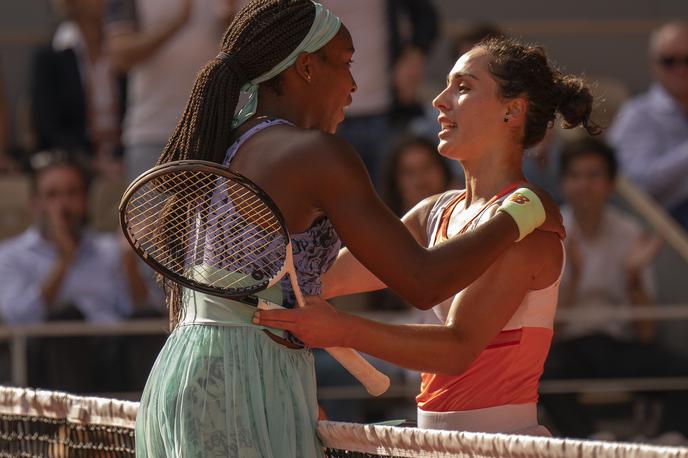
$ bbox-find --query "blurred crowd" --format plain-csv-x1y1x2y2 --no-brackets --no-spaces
0,0,687,441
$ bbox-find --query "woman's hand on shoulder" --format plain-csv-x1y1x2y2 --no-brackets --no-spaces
520,184,566,240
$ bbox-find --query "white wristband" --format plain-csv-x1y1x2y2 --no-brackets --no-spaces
497,188,546,241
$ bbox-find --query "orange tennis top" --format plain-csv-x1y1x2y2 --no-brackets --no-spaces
416,188,563,412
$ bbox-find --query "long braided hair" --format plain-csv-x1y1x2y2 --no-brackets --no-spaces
158,0,318,327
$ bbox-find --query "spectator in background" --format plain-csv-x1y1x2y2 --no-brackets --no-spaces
106,0,228,180
0,151,161,391
324,0,438,185
31,0,126,176
540,139,688,440
382,135,456,217
608,21,688,230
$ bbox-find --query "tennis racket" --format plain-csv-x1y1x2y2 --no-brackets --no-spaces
119,159,390,396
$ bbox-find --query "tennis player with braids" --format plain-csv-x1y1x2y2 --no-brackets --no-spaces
256,38,599,435
136,2,565,456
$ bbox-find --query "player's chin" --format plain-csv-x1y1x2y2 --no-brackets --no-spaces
329,107,348,132
436,140,454,159
325,117,344,134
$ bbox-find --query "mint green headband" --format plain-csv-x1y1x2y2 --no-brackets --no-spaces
231,1,341,129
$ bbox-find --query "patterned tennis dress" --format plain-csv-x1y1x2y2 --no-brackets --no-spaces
135,119,341,457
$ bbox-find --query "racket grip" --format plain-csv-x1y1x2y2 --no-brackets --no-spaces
324,347,391,397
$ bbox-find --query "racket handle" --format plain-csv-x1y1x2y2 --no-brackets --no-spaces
324,347,391,397
285,263,389,396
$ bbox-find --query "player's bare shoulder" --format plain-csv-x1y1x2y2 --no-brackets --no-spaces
403,192,455,247
515,229,563,288
478,200,562,287
286,129,364,172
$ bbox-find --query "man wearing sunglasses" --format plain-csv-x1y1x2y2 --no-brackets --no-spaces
609,21,688,229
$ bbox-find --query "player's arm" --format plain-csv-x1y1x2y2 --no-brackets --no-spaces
305,134,556,309
321,194,438,299
107,0,192,72
256,231,562,374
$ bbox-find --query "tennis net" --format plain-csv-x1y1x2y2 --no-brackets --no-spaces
318,421,688,458
0,386,136,457
1,385,687,458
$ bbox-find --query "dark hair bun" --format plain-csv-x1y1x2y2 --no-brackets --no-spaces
554,73,599,135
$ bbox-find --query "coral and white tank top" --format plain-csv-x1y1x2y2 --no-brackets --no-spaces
416,188,564,413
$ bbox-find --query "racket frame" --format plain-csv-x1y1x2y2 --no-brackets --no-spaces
119,159,290,303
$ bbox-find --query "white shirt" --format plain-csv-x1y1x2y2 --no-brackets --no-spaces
558,205,655,340
107,0,225,146
0,228,134,324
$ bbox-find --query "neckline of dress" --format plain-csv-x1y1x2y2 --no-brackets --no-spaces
223,118,294,165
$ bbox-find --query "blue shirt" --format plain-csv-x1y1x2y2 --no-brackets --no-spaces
0,227,134,324
608,84,688,209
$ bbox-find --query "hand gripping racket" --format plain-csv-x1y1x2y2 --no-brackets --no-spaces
119,160,390,396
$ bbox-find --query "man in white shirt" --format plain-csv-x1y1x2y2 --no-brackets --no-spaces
541,138,688,440
106,0,228,180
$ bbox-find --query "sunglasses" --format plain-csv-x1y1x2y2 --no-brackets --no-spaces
657,55,688,69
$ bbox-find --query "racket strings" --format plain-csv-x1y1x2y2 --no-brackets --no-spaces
127,171,216,235
131,172,220,258
140,188,280,268
130,178,275,247
125,168,289,295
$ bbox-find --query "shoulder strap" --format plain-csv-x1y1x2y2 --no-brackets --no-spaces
223,118,293,165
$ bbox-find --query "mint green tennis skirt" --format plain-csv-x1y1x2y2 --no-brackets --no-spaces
135,290,322,457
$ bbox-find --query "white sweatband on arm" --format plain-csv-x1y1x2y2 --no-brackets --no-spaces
497,188,546,241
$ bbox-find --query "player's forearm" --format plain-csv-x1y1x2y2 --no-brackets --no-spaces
122,255,150,310
628,285,657,343
403,212,518,309
109,21,185,72
40,256,74,310
322,249,386,299
340,314,476,375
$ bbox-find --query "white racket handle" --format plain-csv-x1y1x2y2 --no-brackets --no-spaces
258,298,391,396
284,250,390,396
324,347,391,397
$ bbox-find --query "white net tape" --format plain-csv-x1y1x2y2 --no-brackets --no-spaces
0,386,686,457
0,386,137,429
318,421,688,458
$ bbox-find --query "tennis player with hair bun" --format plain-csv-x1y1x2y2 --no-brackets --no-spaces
135,1,564,456
256,37,599,436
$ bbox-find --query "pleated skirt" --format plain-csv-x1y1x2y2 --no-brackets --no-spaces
135,324,323,457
